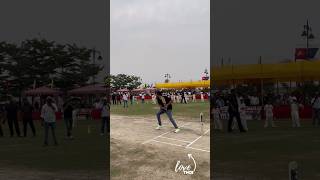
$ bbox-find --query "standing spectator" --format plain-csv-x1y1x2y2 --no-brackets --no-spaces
141,93,145,104
5,98,21,137
200,92,204,102
152,94,157,104
264,101,276,128
239,99,248,131
21,98,36,137
123,93,128,108
192,93,196,102
41,97,58,146
170,93,175,104
212,104,223,130
290,98,303,128
117,93,121,105
311,92,320,127
112,93,116,105
185,92,189,103
129,93,134,105
100,100,110,135
63,99,74,139
180,91,187,104
227,90,246,133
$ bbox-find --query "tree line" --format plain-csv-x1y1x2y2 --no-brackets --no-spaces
105,74,142,91
0,38,102,100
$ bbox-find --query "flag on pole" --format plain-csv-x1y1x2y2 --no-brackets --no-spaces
295,48,319,60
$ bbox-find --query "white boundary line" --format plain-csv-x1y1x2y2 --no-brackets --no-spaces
186,146,210,153
185,129,210,148
152,140,210,153
142,123,191,145
158,136,191,143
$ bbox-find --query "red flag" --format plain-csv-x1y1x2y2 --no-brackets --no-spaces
295,48,307,60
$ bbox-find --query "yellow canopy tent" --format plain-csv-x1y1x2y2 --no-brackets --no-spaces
155,80,210,89
212,60,320,85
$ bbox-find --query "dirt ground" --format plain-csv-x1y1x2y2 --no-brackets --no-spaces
110,115,210,180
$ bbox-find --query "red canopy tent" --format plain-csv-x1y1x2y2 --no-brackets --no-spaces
24,86,62,120
68,84,107,95
24,86,62,96
132,88,156,95
68,84,107,120
131,88,144,92
117,88,129,93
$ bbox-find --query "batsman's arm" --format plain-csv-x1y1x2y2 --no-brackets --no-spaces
165,99,173,108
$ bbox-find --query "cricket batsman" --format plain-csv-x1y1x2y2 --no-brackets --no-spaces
155,90,180,133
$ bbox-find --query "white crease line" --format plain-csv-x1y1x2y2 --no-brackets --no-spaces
185,129,210,148
152,140,210,153
151,140,186,147
142,123,191,145
157,136,192,143
186,146,210,153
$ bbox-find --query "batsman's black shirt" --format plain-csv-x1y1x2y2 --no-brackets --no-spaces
156,96,173,110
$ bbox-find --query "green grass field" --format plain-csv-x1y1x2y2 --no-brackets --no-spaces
111,100,210,119
0,119,107,179
214,120,320,180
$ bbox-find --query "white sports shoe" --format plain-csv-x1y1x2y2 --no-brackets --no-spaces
174,128,180,133
156,125,162,130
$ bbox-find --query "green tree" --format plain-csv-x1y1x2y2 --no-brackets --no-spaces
109,74,142,90
0,38,103,97
53,43,103,91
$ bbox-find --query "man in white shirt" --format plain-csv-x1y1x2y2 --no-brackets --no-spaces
122,93,128,108
290,98,303,128
41,97,58,146
264,101,275,128
100,100,110,135
200,92,204,102
239,99,248,131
